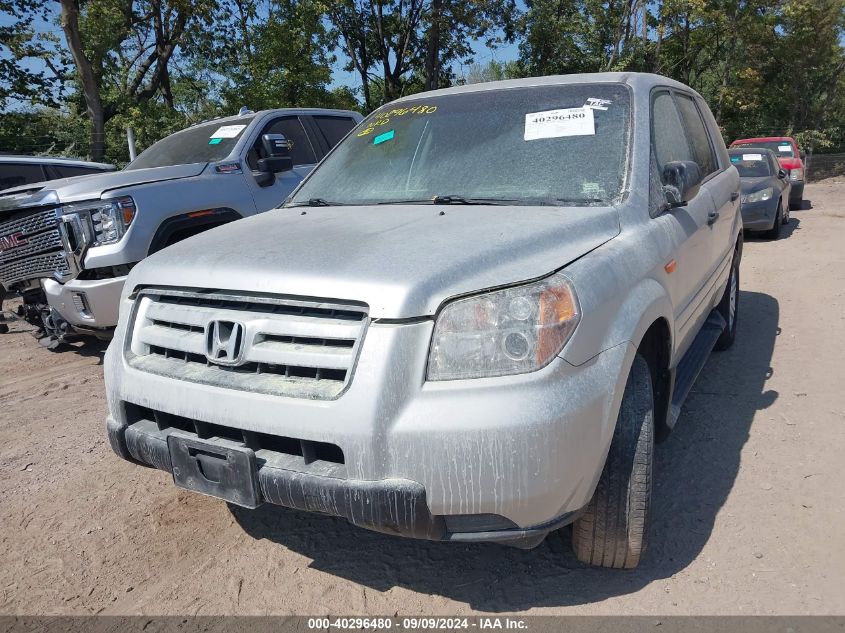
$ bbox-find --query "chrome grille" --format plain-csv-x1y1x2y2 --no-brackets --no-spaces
0,206,68,286
0,251,71,288
0,207,59,237
127,290,369,400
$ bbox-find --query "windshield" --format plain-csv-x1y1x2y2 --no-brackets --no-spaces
126,117,255,170
729,151,774,177
732,140,794,158
289,84,631,207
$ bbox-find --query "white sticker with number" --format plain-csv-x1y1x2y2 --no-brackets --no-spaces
524,107,594,141
778,145,792,152
209,125,247,139
743,153,764,161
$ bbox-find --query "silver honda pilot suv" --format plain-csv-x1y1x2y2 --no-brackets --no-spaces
104,73,742,568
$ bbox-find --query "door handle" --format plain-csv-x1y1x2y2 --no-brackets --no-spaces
707,210,720,225
730,191,739,201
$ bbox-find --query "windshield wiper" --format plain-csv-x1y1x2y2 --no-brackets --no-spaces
432,195,518,205
288,198,346,207
373,196,518,206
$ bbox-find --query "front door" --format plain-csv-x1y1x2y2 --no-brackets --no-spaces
244,115,320,214
651,90,719,358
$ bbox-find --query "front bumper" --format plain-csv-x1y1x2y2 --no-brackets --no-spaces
740,197,779,230
42,275,126,329
105,315,634,545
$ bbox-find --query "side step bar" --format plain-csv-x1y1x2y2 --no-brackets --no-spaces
669,309,726,426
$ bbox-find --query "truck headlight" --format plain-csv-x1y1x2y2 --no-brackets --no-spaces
744,187,773,204
789,168,804,182
427,274,580,381
63,196,136,246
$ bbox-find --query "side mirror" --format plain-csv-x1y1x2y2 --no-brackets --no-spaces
662,160,702,208
799,150,806,160
778,169,787,179
253,134,293,187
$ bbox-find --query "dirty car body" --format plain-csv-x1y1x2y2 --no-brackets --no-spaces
105,74,742,562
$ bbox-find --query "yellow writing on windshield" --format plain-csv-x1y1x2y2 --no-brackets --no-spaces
357,104,438,137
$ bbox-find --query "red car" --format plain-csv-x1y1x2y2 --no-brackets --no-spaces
730,136,805,209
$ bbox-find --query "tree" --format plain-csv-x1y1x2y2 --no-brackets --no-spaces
58,0,217,160
0,1,68,108
204,0,357,112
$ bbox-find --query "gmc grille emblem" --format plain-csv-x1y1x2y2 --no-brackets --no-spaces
0,231,27,253
205,320,245,366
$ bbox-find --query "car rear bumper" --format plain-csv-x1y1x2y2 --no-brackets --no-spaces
43,275,126,329
105,317,634,545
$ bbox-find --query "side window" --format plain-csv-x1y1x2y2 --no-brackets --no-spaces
674,94,717,177
0,163,46,189
253,116,317,167
651,91,694,171
313,116,356,148
52,165,107,178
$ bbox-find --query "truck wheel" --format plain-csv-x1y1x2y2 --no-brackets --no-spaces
765,203,782,240
571,353,653,569
714,251,739,351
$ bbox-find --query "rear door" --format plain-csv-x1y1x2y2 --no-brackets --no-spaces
674,92,738,301
651,90,719,357
244,115,320,213
304,114,358,157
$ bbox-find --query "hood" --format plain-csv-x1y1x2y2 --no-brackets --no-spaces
128,204,621,318
0,162,207,212
740,176,776,193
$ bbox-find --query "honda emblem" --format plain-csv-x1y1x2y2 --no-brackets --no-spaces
205,320,245,366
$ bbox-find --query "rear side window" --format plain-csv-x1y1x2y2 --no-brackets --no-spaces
0,163,46,189
651,92,694,170
675,94,717,176
52,165,108,178
263,116,317,165
313,116,356,148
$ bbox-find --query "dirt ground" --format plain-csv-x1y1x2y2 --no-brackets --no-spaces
1,183,844,616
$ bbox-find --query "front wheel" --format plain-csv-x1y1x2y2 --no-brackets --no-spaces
765,203,783,240
571,353,654,569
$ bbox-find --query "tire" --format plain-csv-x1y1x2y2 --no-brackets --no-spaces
714,250,739,351
571,353,654,569
782,199,790,225
765,203,782,240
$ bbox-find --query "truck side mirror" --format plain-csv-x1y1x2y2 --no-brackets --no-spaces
778,168,788,179
662,160,702,208
253,134,293,187
800,150,806,160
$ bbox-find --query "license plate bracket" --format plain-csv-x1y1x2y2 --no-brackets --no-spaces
167,434,262,509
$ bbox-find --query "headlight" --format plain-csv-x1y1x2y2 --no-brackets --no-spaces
744,187,773,204
63,196,136,246
789,168,804,181
427,274,580,381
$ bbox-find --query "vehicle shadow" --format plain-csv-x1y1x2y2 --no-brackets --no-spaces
792,198,813,211
230,290,780,611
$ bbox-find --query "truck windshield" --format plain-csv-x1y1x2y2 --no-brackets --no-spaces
289,84,631,207
125,117,255,170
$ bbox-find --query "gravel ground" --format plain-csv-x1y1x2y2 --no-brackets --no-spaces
1,183,844,615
